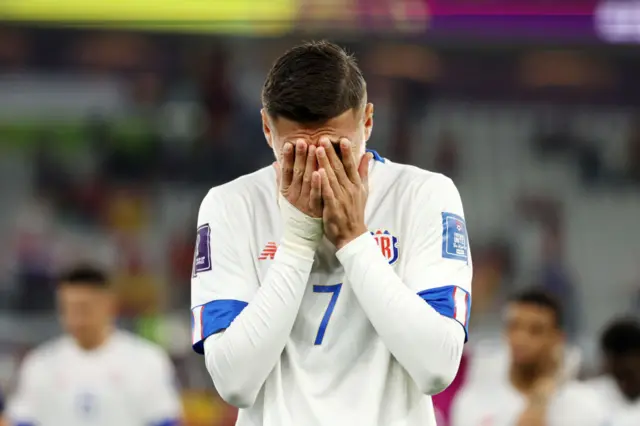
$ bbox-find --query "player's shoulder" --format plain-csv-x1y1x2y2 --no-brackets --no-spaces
113,330,171,364
378,158,460,206
450,381,502,426
555,380,605,407
381,158,449,184
454,378,505,405
200,165,275,212
19,336,71,372
550,381,608,424
111,332,175,377
584,375,617,394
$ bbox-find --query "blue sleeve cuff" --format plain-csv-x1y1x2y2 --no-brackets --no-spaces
191,299,248,354
417,285,471,342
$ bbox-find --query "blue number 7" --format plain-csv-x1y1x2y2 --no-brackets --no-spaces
313,283,342,345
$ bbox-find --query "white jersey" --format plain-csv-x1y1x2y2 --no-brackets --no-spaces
191,153,472,426
451,377,607,426
7,330,182,426
586,376,640,426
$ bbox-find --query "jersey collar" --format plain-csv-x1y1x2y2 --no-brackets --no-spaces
366,149,384,183
366,149,385,164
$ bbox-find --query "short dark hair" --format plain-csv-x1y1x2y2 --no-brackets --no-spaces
262,40,366,124
58,265,109,289
601,317,640,356
510,287,564,329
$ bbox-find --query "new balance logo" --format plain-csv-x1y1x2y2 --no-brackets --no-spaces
258,242,278,260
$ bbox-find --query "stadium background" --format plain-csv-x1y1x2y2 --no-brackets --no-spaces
0,0,639,424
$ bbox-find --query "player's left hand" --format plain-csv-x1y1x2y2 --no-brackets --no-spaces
315,137,373,250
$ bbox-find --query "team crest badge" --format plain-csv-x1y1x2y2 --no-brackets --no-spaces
371,229,399,265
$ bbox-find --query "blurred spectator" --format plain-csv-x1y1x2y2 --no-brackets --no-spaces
168,229,196,307
103,187,150,234
576,141,605,186
11,201,57,312
72,32,156,73
112,237,160,318
0,29,28,71
532,122,577,157
32,135,69,205
199,48,234,144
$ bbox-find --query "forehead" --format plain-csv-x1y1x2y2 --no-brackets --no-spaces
58,283,107,298
270,109,360,142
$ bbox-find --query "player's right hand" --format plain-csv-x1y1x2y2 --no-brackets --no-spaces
275,140,323,218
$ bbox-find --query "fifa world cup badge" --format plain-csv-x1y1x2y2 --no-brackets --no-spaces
193,224,212,276
371,229,400,265
441,212,469,263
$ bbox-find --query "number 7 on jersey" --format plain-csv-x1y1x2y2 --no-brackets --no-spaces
313,283,342,345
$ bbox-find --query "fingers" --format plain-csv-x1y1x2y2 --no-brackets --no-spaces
339,138,359,183
290,139,308,192
309,170,322,212
319,168,335,202
281,142,295,189
300,144,317,195
319,138,350,187
316,146,342,196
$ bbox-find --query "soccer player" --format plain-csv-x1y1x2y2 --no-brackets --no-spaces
451,289,606,426
191,41,472,426
587,318,640,426
7,266,182,426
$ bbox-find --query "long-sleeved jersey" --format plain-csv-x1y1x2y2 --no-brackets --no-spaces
191,152,472,426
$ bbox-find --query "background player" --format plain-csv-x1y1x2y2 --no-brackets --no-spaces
7,266,182,426
191,40,472,426
587,318,640,425
451,288,605,426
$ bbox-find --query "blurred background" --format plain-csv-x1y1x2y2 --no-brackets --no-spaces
0,0,639,424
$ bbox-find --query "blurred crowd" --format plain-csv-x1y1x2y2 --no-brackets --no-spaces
0,25,639,424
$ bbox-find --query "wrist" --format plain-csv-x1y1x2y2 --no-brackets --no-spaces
279,195,323,258
336,225,369,250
